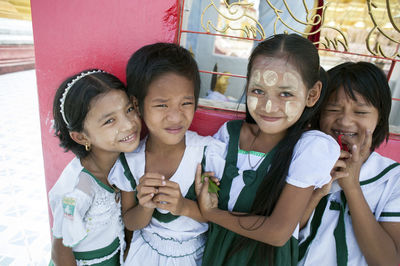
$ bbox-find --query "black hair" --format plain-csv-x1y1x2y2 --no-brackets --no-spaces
230,34,328,264
312,61,391,151
53,70,127,158
126,42,200,113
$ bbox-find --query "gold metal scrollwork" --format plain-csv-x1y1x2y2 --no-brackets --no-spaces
198,0,400,60
265,0,348,51
201,0,266,39
366,0,400,59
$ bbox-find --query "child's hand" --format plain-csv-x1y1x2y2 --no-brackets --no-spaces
195,164,219,215
152,181,185,215
338,130,372,192
137,173,166,209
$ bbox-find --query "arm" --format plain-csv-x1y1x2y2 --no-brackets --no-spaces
122,173,164,230
51,238,76,266
339,131,400,265
300,152,349,228
196,168,314,246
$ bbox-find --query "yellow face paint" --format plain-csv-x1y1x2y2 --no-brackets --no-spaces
263,70,278,86
265,100,272,113
247,95,258,112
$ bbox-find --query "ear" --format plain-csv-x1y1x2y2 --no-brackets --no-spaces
69,131,89,146
306,81,322,107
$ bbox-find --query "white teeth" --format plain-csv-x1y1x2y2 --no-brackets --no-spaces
333,130,356,137
121,134,134,142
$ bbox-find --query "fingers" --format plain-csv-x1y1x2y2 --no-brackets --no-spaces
334,157,347,169
359,129,372,159
331,167,349,180
209,176,220,186
200,175,210,196
339,150,351,160
139,173,166,187
195,164,204,196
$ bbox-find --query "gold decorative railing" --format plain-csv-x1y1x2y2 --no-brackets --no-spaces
195,0,400,60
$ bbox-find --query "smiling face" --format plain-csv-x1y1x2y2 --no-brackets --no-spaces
142,72,195,146
246,56,319,135
319,86,379,148
82,89,141,154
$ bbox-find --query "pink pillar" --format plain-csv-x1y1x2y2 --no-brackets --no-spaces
30,0,180,227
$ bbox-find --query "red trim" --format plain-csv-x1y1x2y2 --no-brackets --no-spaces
200,70,246,79
180,29,264,41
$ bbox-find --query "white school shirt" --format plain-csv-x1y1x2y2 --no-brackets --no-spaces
213,122,340,238
49,157,125,265
108,130,226,266
298,152,400,266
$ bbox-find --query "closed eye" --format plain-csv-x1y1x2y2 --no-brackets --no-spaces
355,111,369,115
153,104,168,108
104,118,115,125
182,101,194,106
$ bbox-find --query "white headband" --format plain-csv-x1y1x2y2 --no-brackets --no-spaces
59,69,104,128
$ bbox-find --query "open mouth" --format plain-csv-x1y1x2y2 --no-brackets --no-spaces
333,130,357,137
120,133,137,143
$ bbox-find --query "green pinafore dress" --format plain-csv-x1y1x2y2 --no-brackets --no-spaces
202,120,298,266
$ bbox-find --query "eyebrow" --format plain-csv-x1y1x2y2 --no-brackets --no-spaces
278,86,296,91
151,95,195,102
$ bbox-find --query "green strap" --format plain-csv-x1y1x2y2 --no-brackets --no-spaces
330,191,348,266
82,168,114,193
119,153,137,190
218,120,243,210
298,195,329,261
360,162,400,186
73,237,120,260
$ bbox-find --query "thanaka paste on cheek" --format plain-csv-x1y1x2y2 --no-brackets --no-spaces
265,100,272,113
247,95,258,112
285,101,302,122
263,70,278,86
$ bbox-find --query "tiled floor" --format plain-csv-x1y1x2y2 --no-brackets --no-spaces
0,70,51,265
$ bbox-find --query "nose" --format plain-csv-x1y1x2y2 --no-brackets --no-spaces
336,110,354,127
166,106,183,123
261,95,279,113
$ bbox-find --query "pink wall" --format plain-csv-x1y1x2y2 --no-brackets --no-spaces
30,0,180,226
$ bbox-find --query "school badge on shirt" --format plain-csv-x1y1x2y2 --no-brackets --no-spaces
62,197,76,220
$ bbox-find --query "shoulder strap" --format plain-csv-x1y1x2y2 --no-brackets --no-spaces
119,153,137,190
225,120,243,165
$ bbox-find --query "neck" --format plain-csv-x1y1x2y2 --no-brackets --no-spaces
247,123,286,153
81,150,120,180
146,134,186,155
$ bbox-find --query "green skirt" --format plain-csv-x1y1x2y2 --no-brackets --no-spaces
202,223,298,266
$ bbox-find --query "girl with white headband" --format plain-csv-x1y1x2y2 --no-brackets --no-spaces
49,70,141,265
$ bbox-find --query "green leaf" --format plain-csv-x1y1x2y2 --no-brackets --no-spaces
201,175,220,195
